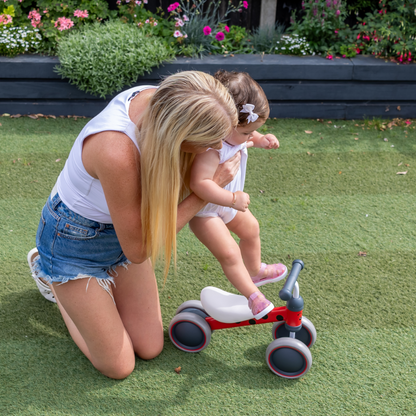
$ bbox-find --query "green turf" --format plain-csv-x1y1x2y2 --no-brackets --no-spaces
1,116,415,415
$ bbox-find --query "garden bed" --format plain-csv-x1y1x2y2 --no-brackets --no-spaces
1,53,415,119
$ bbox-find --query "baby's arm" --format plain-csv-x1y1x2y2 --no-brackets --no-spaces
190,149,250,212
248,130,280,149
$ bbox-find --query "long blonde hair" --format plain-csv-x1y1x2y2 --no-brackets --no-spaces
138,71,238,279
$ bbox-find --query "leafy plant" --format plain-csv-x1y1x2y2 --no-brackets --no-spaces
289,0,354,56
355,0,416,62
249,22,285,54
167,0,248,57
211,24,252,55
56,20,175,98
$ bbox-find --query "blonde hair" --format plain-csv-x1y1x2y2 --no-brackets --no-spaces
138,71,238,279
214,70,270,126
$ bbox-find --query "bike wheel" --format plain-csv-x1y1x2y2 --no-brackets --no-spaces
175,300,209,319
266,337,312,379
271,316,316,348
169,312,211,353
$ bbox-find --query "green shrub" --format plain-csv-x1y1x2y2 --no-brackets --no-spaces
55,20,175,98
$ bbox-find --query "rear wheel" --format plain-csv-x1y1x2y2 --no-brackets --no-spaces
169,312,211,353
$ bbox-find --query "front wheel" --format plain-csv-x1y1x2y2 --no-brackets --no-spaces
272,316,316,348
169,312,211,353
266,337,312,378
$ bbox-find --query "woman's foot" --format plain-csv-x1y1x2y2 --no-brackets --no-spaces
251,263,287,287
27,248,56,303
248,291,274,320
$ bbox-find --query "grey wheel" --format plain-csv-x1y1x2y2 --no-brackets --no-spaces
175,300,209,319
272,316,316,348
169,312,211,353
266,337,312,378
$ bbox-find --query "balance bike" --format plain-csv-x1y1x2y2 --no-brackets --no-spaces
169,260,316,379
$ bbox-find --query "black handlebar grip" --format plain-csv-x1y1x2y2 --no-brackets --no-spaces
279,260,304,301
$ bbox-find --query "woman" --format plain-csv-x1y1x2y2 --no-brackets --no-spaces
28,71,240,379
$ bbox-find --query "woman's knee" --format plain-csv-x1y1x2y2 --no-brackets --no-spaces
135,337,164,360
94,355,136,380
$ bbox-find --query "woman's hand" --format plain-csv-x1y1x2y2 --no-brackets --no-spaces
212,151,241,188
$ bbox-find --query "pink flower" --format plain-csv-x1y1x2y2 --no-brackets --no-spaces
144,0,148,3
74,9,89,18
153,21,157,26
203,26,211,35
28,10,42,28
405,120,412,125
145,19,149,23
243,1,248,8
336,9,340,15
173,30,183,38
356,48,361,54
116,1,121,5
224,25,230,32
167,2,180,12
183,14,189,21
0,14,12,25
342,54,346,58
334,30,338,34
175,18,184,26
326,55,333,60
357,34,360,39
215,31,225,41
135,1,141,4
54,16,74,31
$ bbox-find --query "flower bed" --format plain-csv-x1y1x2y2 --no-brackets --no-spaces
1,53,415,119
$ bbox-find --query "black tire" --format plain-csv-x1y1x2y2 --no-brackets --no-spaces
271,316,316,348
169,312,211,353
266,337,312,378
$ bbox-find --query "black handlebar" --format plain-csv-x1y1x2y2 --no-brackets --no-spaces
279,260,304,301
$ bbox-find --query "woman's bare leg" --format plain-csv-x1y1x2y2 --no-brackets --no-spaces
51,259,163,379
189,216,258,298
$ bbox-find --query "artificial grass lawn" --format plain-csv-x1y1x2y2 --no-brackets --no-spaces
1,116,415,415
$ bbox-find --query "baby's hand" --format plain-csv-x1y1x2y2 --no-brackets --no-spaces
263,134,280,149
232,191,250,212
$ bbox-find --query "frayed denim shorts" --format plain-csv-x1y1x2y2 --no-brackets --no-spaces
34,193,130,290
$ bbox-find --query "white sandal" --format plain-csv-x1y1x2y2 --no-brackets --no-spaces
27,248,56,303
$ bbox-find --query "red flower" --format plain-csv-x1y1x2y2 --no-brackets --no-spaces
243,1,248,8
215,31,225,41
224,25,230,32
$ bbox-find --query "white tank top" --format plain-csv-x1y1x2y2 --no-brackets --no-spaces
56,85,156,224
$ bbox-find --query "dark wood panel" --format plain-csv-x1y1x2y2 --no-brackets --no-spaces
269,103,346,119
261,82,416,101
0,101,108,117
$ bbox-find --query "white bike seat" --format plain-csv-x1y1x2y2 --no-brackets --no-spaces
200,286,256,323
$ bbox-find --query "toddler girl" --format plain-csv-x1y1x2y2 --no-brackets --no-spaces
189,70,287,319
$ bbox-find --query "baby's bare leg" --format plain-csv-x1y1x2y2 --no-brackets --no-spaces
226,209,261,276
189,216,259,298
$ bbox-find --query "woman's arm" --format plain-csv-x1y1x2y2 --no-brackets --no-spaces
84,133,243,263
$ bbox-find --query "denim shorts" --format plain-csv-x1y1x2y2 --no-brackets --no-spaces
33,193,130,287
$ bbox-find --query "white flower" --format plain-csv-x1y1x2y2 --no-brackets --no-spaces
173,30,183,38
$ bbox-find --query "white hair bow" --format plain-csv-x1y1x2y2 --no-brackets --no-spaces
240,104,259,124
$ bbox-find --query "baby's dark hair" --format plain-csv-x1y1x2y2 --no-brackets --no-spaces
214,70,269,126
